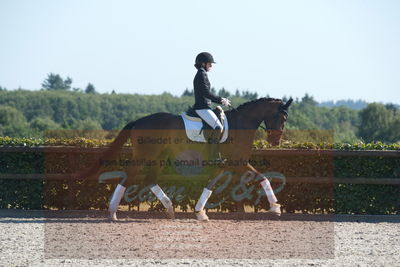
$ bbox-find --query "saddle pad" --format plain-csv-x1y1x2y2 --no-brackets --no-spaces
180,112,229,143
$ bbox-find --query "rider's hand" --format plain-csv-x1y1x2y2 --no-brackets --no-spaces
221,98,231,107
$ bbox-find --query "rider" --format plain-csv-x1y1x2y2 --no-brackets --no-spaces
193,52,231,163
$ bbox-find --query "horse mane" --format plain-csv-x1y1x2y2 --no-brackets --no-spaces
235,97,283,111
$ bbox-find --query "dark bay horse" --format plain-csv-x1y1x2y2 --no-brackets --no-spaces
79,97,293,221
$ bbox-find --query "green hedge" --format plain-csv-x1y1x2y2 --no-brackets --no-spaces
0,137,399,214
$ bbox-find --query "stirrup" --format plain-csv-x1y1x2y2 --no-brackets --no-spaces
215,157,227,168
211,152,226,167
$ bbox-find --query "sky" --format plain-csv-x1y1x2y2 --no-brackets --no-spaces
0,0,399,103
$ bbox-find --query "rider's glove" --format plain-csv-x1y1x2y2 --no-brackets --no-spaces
221,98,231,107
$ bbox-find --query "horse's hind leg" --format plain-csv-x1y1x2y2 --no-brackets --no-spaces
107,165,140,221
107,140,144,221
109,183,126,221
246,163,281,215
149,184,175,219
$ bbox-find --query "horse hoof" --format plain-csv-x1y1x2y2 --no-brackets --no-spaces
267,203,281,216
109,212,118,221
165,207,175,219
196,210,209,221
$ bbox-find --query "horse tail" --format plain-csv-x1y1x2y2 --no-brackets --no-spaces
77,120,136,179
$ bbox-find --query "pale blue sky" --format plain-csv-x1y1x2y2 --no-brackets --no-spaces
1,0,399,103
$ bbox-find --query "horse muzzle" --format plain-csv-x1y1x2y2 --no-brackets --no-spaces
266,130,283,146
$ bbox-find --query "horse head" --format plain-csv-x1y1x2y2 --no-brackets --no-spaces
263,98,293,146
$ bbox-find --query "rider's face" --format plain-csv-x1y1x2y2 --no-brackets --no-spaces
203,63,212,72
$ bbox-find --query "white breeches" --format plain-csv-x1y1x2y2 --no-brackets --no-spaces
195,109,223,130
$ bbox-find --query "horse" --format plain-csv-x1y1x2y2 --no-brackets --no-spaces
78,97,293,221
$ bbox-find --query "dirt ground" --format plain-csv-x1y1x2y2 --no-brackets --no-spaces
0,210,399,266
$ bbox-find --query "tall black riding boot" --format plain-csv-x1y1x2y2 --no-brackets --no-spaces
207,129,226,167
209,143,226,167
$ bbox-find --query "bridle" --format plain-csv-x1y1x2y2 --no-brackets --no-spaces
260,104,288,132
227,99,290,132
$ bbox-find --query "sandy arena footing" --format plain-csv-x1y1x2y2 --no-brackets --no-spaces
0,210,399,266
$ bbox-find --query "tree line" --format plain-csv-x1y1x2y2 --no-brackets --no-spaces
0,73,399,143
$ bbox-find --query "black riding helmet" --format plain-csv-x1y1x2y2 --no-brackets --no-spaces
195,52,216,64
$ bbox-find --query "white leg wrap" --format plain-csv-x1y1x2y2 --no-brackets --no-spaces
109,184,126,213
195,188,212,212
260,178,278,205
150,184,173,209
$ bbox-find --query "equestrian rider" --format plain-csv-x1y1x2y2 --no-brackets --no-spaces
193,52,231,162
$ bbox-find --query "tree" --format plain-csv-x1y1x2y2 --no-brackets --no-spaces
301,93,317,106
358,103,397,143
182,88,193,97
72,118,102,130
42,73,72,90
218,87,230,98
242,90,258,100
85,83,96,94
386,116,400,143
71,118,105,139
30,117,61,136
0,106,30,137
385,103,398,112
235,89,240,97
1,90,382,143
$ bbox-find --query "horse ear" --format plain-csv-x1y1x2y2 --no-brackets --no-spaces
283,98,293,109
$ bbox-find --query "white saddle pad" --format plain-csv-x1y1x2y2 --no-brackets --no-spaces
180,112,229,143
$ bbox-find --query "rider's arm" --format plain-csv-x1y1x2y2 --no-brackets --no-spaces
197,71,222,104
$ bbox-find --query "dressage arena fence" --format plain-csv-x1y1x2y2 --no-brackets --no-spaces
0,139,399,214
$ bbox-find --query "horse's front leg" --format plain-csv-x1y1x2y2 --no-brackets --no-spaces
245,163,281,216
145,152,175,220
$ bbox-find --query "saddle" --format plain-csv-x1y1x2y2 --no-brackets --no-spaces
181,106,229,143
